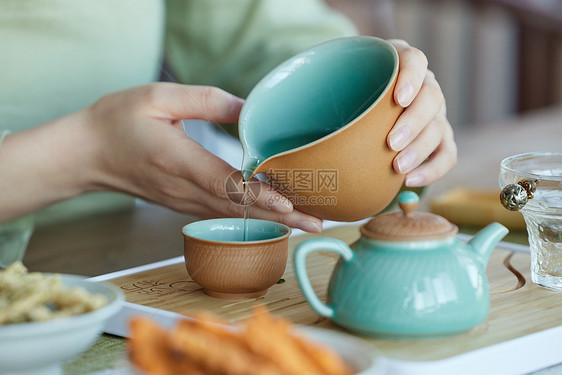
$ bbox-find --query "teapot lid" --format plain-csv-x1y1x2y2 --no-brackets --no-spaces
360,191,458,241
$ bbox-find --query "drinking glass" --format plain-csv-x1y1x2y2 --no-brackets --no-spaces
0,214,34,268
500,152,562,290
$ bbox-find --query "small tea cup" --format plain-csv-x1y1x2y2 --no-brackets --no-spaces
182,218,291,300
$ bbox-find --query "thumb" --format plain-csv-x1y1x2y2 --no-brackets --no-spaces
142,83,245,124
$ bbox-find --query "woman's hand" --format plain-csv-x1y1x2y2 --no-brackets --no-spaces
0,83,322,232
85,83,322,232
386,39,457,187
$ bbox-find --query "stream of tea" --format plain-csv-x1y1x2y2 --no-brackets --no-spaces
243,180,250,241
240,132,336,241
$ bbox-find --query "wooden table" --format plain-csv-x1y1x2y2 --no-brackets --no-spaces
23,204,198,277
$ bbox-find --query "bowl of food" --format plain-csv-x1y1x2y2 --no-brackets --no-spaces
0,262,124,375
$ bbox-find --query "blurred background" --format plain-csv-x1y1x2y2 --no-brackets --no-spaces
327,0,562,129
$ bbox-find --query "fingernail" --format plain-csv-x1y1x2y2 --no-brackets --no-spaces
230,97,245,112
269,196,293,213
296,221,323,233
397,84,414,107
405,173,425,187
396,150,416,173
388,126,410,151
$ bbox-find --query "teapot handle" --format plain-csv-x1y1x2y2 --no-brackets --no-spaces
293,238,353,319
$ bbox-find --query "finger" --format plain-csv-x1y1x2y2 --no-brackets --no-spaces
251,180,294,213
392,119,444,175
152,161,322,233
248,206,323,233
218,171,294,214
231,202,323,233
387,71,444,152
151,138,295,216
187,186,323,233
387,39,428,107
139,82,245,124
174,139,247,200
404,131,457,187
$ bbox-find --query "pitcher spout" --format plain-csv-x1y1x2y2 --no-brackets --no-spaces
468,222,509,265
241,155,261,181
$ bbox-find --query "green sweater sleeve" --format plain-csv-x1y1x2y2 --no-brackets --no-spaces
164,0,358,99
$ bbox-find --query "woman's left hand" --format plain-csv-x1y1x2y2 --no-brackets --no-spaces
386,39,457,187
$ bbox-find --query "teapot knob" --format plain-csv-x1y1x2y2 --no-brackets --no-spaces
398,191,419,217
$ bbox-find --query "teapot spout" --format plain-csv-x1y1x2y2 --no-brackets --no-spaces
468,222,509,265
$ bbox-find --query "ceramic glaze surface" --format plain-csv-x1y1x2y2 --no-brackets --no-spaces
240,36,396,175
327,237,488,338
182,219,291,300
294,223,508,338
183,218,290,243
238,36,404,221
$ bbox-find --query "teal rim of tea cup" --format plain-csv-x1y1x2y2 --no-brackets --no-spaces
182,218,291,244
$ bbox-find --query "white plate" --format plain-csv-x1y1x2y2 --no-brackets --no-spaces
297,325,386,375
89,327,386,375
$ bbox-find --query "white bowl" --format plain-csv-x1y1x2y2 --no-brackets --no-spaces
0,274,124,375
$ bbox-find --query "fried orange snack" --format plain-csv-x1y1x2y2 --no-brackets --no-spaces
128,307,352,375
128,317,176,375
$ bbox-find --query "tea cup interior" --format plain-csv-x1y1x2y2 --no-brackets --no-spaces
182,218,291,243
240,36,398,177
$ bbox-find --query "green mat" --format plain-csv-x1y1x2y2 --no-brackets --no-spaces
63,334,126,375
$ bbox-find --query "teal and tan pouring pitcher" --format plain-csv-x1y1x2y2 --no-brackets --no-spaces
238,36,405,221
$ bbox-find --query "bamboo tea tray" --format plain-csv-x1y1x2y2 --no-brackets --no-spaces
99,225,562,375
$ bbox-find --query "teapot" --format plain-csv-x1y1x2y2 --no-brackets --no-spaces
294,191,509,338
